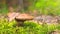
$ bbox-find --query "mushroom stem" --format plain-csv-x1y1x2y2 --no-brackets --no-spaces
15,19,25,26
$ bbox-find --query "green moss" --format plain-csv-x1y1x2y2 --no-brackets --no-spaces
0,19,60,34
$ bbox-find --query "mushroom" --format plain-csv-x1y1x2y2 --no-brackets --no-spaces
15,13,34,26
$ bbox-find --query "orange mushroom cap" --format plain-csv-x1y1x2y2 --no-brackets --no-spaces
16,13,34,20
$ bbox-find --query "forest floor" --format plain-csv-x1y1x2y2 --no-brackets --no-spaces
0,14,60,34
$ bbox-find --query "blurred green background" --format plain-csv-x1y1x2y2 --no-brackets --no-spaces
0,0,60,15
